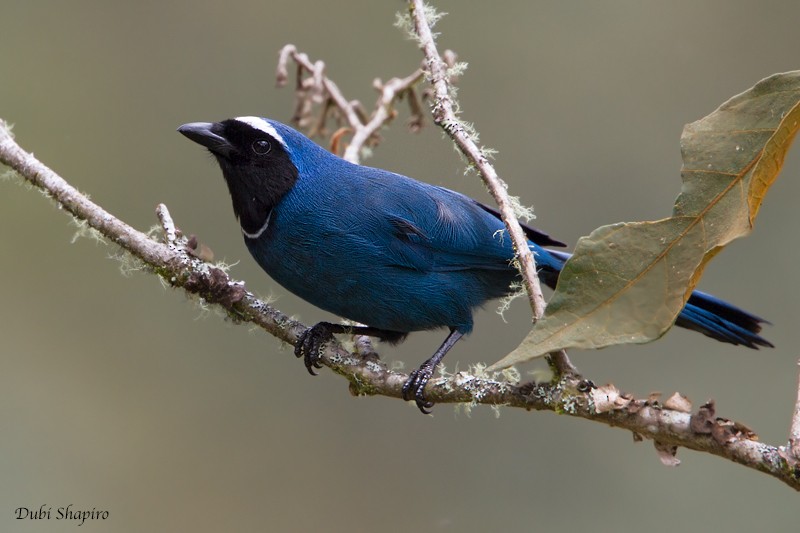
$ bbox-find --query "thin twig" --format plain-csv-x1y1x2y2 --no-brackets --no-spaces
789,359,800,460
156,203,177,247
407,0,543,317
407,0,577,376
276,44,425,164
346,71,423,163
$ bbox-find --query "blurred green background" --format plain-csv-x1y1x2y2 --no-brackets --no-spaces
2,1,799,531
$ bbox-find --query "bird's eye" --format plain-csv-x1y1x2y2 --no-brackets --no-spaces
252,139,271,155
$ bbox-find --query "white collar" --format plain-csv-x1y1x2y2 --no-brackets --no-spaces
242,211,272,240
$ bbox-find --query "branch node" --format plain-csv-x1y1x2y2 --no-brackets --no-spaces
274,45,424,164
788,358,800,461
156,203,178,247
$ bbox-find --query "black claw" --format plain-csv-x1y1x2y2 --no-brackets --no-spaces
416,397,434,415
402,365,436,414
295,323,335,375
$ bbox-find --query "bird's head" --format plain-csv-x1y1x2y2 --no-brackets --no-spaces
178,117,299,238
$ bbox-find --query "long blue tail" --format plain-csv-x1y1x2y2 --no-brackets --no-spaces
674,291,772,348
538,249,772,349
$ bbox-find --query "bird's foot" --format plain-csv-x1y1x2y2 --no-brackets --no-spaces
295,323,335,375
402,363,436,414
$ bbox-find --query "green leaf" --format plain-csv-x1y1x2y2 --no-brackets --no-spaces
489,71,800,371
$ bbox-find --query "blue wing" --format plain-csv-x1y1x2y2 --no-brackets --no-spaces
348,166,564,274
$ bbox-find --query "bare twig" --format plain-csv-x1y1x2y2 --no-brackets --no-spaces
156,203,177,247
276,44,425,164
789,360,800,461
406,0,576,376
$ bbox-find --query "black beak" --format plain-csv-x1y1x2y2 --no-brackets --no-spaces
178,122,234,157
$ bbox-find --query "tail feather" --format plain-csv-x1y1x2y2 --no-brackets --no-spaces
532,247,772,349
675,291,773,349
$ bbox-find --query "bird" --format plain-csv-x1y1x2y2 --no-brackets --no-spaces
178,116,772,413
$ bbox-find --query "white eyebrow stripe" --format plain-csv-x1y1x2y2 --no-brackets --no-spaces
234,116,286,147
242,211,272,240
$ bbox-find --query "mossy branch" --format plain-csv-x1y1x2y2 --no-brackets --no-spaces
1,113,798,492
1,0,799,491
405,0,577,376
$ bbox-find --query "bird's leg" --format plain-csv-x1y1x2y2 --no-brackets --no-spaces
295,322,406,375
402,328,464,414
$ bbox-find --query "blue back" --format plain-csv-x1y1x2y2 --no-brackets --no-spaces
244,121,561,334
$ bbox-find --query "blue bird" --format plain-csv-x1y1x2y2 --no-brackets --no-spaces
178,117,772,413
